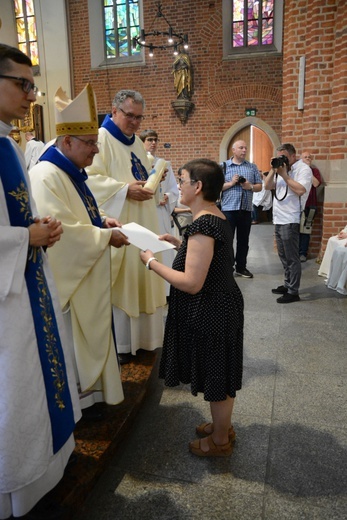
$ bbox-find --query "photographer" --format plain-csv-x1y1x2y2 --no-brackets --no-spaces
221,140,262,278
264,143,312,303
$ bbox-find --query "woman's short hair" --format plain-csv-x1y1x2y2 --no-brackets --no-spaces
139,129,158,142
182,159,224,201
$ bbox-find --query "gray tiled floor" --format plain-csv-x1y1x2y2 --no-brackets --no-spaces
75,223,347,520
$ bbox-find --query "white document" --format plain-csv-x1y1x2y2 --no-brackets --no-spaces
119,222,176,253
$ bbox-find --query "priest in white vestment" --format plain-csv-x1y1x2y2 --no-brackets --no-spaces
0,43,81,520
86,90,166,361
140,129,179,296
30,84,128,410
24,130,44,170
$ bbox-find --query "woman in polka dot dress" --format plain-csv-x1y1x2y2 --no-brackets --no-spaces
140,159,244,457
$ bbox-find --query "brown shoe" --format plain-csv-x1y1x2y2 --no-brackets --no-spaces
189,435,233,457
195,422,236,442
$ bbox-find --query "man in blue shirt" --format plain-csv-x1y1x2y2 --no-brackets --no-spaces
221,140,262,278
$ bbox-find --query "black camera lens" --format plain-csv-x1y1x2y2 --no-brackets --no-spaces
238,176,246,184
271,155,289,169
271,157,281,168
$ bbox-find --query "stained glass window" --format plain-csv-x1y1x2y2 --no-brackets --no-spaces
13,0,39,66
232,0,274,49
104,0,141,60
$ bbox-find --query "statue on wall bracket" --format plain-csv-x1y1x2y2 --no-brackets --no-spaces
171,53,194,124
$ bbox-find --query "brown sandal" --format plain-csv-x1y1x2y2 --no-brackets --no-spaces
189,435,233,457
196,422,236,442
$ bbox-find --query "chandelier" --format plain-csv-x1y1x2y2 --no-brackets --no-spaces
132,2,189,58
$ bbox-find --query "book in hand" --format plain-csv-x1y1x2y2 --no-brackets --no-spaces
118,222,176,253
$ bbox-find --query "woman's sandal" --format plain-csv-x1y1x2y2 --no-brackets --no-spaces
196,422,236,443
189,435,233,457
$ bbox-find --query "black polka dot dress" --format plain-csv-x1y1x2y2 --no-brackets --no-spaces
159,214,244,402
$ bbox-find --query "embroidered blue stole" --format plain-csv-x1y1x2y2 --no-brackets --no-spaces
0,137,75,453
101,115,149,181
40,146,103,227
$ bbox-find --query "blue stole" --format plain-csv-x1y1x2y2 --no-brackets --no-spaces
40,146,103,227
101,115,149,181
0,137,75,453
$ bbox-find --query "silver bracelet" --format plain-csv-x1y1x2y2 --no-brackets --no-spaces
145,257,158,270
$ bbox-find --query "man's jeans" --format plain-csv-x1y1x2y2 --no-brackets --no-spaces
275,223,301,294
223,210,252,271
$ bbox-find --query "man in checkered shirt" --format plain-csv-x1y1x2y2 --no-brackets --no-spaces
221,140,262,278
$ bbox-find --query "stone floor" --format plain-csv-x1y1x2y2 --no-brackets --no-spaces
55,222,347,520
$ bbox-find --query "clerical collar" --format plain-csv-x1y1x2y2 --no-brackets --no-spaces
101,114,135,146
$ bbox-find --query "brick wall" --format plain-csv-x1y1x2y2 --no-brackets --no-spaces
68,0,283,173
281,0,337,160
281,0,347,258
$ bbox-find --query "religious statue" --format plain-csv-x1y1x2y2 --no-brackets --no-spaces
172,53,192,100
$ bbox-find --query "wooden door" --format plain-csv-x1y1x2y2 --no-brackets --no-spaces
227,125,273,173
227,127,251,160
252,126,273,173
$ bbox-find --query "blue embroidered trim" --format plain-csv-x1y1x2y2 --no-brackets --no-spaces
0,137,75,453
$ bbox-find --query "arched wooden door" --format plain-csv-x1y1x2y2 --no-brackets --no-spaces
227,125,273,173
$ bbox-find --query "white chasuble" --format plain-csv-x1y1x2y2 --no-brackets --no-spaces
0,127,81,519
86,127,166,354
30,161,123,404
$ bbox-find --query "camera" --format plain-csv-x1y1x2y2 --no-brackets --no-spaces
236,176,246,185
271,155,289,169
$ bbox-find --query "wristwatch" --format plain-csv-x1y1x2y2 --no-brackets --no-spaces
249,184,254,191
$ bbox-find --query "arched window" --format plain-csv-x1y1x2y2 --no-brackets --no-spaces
13,0,39,70
223,0,283,58
104,0,142,62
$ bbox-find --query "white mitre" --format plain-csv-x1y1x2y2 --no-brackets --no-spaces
54,83,98,136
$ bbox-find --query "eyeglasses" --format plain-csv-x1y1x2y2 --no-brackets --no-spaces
118,107,145,122
178,178,198,187
71,136,100,148
0,74,38,94
146,137,159,143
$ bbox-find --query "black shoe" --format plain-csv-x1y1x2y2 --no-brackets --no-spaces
300,255,307,263
277,293,300,304
82,405,105,421
272,285,288,294
235,268,253,278
118,353,133,365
